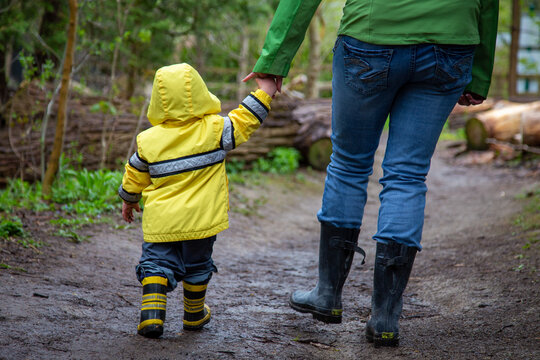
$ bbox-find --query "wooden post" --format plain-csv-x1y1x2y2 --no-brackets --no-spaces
42,0,78,197
508,0,521,99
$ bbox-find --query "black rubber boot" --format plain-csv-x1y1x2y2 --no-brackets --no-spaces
183,280,211,331
137,276,167,338
365,241,417,347
289,222,365,324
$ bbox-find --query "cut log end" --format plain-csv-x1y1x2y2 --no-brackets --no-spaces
307,138,332,171
465,117,489,151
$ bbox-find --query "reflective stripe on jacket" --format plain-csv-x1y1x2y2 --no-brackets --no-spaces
119,63,272,242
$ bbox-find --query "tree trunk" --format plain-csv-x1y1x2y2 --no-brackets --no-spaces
305,7,321,99
236,27,250,102
42,0,77,197
125,62,136,100
1,38,12,104
508,0,521,99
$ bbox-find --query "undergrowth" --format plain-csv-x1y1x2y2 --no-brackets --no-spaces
226,147,301,184
0,155,124,245
0,147,302,244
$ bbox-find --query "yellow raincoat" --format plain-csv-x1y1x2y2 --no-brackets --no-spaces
119,63,272,242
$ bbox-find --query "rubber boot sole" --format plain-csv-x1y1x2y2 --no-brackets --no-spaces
365,327,399,347
183,315,211,331
289,298,342,324
183,305,211,331
137,324,163,338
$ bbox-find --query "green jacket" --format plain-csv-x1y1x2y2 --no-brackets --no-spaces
253,0,499,97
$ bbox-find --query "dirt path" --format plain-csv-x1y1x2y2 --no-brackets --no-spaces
1,143,539,360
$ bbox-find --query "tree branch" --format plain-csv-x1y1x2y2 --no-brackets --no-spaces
0,0,16,14
32,31,61,61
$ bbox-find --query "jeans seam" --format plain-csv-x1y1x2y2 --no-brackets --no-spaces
409,45,416,77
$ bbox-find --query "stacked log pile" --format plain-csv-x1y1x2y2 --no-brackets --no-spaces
223,96,300,163
0,82,151,183
292,98,332,170
224,97,333,170
0,83,334,183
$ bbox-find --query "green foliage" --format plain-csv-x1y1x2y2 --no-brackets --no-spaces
514,187,540,232
90,100,117,115
253,147,301,174
20,52,38,82
231,192,268,217
18,238,43,249
54,229,87,243
51,167,123,216
226,147,301,184
0,263,27,272
225,159,250,184
512,185,540,273
0,216,25,238
0,179,51,212
439,121,467,141
0,157,123,216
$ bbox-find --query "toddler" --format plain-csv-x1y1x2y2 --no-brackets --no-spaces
119,63,277,337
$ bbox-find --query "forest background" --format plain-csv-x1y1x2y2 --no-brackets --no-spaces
1,0,534,106
0,0,538,234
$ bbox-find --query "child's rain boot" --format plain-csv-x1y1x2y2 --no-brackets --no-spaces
137,276,167,338
182,280,211,330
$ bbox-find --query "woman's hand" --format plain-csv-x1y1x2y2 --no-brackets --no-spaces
458,92,485,106
243,72,283,93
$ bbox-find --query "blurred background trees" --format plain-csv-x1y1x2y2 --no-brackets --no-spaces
0,0,539,187
2,0,538,105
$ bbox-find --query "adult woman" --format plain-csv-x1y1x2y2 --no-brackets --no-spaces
244,0,498,347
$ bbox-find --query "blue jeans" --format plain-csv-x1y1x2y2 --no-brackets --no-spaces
136,236,217,292
317,36,475,250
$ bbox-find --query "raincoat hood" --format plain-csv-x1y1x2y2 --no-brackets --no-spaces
147,63,221,126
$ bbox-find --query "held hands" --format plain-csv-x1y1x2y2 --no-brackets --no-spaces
122,201,141,223
458,91,485,106
255,77,278,98
243,72,282,98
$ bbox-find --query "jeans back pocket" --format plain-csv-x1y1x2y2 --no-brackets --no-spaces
342,40,393,96
433,45,475,91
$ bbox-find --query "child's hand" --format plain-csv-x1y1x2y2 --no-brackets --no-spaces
122,201,141,223
255,77,278,98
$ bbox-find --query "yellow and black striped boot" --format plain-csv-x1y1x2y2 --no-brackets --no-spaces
137,276,167,338
182,281,211,331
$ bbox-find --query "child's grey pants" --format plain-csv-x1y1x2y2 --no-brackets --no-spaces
135,236,217,292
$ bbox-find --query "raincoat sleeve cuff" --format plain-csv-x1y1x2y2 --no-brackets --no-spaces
118,184,142,204
253,89,272,109
240,91,271,124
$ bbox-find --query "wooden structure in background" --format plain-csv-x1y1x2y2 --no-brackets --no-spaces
0,85,334,184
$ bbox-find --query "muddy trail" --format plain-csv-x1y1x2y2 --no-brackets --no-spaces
1,142,539,360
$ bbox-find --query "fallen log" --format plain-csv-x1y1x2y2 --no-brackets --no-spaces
465,101,540,150
449,98,495,129
292,98,332,170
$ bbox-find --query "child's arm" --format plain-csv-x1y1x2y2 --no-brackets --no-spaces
223,77,278,149
118,140,151,222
